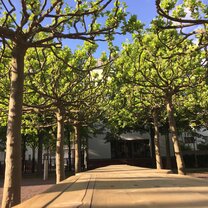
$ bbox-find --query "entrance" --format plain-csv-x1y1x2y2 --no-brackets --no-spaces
111,139,150,159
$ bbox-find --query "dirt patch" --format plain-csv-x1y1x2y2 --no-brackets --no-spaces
0,176,55,208
187,172,208,179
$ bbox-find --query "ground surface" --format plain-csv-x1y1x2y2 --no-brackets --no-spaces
12,166,208,208
187,171,208,179
0,168,208,208
0,174,56,208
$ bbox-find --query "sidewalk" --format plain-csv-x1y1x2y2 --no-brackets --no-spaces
15,165,208,208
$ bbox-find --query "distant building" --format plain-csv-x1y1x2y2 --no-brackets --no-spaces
0,128,208,175
88,130,175,169
88,129,208,169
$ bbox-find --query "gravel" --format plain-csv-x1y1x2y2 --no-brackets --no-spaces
0,175,56,208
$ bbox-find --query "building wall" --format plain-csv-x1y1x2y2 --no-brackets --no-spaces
88,133,111,159
88,131,176,160
159,134,175,157
0,151,5,163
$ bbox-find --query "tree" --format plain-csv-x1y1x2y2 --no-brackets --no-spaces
107,51,165,169
24,45,90,181
155,0,208,47
151,104,163,169
0,48,10,151
21,112,53,174
177,81,208,129
66,60,110,173
0,1,128,206
24,43,110,179
113,29,205,174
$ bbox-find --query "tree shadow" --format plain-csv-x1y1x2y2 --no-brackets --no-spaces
15,165,208,208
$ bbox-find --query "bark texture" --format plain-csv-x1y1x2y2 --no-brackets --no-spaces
56,110,65,183
37,130,43,175
66,128,72,171
74,124,81,174
149,126,156,161
166,96,185,175
84,137,88,170
32,146,36,173
165,132,172,169
2,45,26,208
21,136,26,173
152,108,163,170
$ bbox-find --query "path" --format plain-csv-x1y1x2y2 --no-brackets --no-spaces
15,165,208,208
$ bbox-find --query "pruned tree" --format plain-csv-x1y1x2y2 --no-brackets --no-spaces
113,28,205,174
24,42,111,180
155,0,208,48
107,50,165,169
69,81,108,174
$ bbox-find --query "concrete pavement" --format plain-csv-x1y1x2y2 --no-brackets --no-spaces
15,165,208,208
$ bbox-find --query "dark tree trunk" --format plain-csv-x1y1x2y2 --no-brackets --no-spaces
70,130,75,172
2,45,26,208
149,125,156,165
37,130,43,175
166,95,185,175
74,124,81,174
68,142,72,172
56,109,65,183
32,146,36,173
49,149,52,173
21,136,26,174
152,108,162,170
165,132,172,169
84,137,88,170
66,128,72,171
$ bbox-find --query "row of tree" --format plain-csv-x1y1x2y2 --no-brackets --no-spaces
103,28,206,175
101,0,208,176
0,0,132,207
0,0,207,207
0,37,117,207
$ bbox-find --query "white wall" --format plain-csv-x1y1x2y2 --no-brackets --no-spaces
159,134,175,157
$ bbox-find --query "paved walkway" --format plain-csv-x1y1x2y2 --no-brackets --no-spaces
15,165,208,208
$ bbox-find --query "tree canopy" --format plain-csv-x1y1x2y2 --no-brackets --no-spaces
0,1,208,207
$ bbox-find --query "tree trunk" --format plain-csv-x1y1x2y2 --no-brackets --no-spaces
149,126,155,164
74,124,81,174
152,108,162,170
56,110,65,183
84,137,88,170
32,146,36,173
166,95,185,175
49,148,52,173
66,128,72,172
21,136,26,174
37,130,43,175
2,45,26,208
165,132,172,169
70,130,75,172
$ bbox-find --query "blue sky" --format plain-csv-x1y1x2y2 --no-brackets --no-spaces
112,0,157,51
63,0,157,57
124,0,157,27
3,0,157,57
